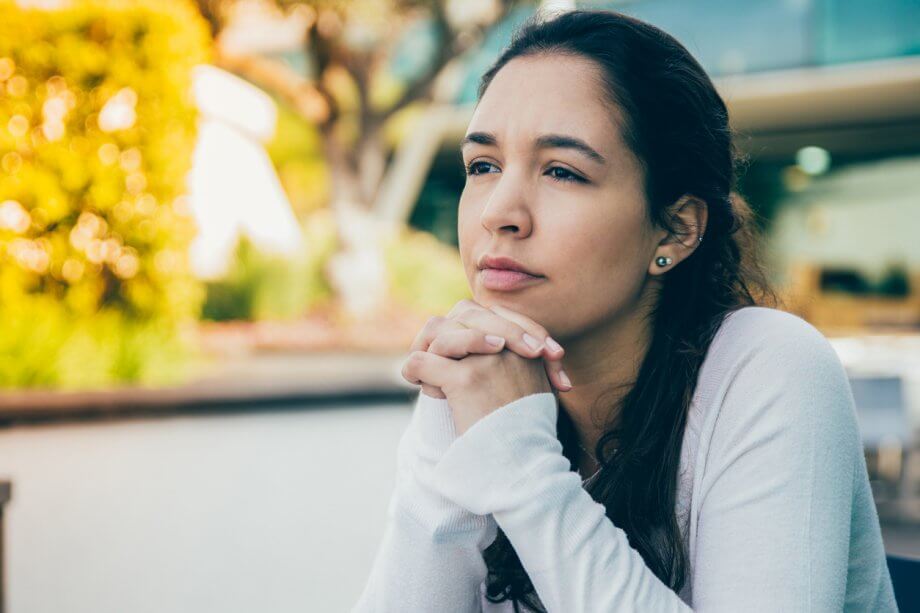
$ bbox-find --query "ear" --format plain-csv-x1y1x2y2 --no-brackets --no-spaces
648,194,708,276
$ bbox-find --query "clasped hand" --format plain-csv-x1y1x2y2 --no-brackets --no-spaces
400,300,571,436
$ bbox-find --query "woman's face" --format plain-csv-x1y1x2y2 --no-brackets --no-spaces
458,53,661,341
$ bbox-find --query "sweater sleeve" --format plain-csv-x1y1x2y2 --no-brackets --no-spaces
430,392,693,612
352,391,498,613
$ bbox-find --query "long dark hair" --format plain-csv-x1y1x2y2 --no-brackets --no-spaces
475,9,782,611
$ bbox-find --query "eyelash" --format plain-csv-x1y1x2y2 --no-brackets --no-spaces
463,161,587,184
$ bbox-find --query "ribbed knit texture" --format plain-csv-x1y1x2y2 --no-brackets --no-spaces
352,306,897,612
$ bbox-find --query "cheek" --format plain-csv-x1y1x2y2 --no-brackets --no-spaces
582,216,648,275
548,206,652,322
457,192,481,278
557,200,649,273
457,195,474,243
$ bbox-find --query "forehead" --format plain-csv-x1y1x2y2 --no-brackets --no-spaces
468,53,627,155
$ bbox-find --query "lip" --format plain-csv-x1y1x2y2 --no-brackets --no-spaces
478,254,543,277
480,268,546,291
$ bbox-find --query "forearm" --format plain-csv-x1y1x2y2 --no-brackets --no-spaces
430,393,691,612
352,392,497,612
493,455,691,611
352,468,496,612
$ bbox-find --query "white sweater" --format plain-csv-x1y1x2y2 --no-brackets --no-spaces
353,306,897,612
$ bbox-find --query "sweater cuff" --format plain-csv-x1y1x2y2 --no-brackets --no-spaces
407,391,461,463
394,391,497,536
431,392,561,515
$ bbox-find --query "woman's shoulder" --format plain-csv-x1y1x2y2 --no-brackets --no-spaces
717,305,828,347
706,305,842,376
695,305,858,444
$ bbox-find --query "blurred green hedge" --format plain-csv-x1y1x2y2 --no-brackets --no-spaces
202,210,339,322
384,223,472,317
0,0,210,388
201,208,471,323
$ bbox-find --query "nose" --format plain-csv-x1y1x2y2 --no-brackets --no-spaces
479,168,534,237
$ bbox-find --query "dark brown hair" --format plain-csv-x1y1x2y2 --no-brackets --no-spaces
474,9,781,611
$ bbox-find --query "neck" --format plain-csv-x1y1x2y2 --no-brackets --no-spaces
556,297,655,464
577,447,601,481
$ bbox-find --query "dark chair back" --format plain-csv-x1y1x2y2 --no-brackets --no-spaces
888,553,920,612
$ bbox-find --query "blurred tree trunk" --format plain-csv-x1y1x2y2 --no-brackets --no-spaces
198,0,529,318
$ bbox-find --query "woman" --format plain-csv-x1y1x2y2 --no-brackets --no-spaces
354,9,896,612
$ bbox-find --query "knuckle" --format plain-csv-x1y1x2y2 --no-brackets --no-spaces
491,304,543,336
455,307,490,331
427,337,446,355
447,299,476,316
425,315,446,330
409,330,427,351
403,351,422,376
403,353,425,382
414,317,445,350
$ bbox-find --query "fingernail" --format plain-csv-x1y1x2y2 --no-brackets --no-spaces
545,336,563,353
559,370,572,388
485,334,505,347
523,333,543,351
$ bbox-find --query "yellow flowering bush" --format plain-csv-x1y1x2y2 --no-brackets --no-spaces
0,0,211,388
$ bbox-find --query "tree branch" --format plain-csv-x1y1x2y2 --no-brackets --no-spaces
214,48,335,127
383,0,522,117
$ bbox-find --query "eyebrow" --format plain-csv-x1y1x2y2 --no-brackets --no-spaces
459,131,607,164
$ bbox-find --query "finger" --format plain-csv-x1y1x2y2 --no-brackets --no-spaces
408,315,469,353
401,350,455,389
408,315,446,354
401,344,447,392
422,327,566,391
420,384,446,399
409,304,494,354
446,298,490,319
427,322,569,390
427,328,506,359
544,358,572,391
487,304,570,391
443,302,566,393
488,303,565,360
452,307,548,359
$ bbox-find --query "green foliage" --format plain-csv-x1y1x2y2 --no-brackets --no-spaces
0,0,211,388
265,97,330,218
384,224,471,317
202,209,339,321
201,210,471,323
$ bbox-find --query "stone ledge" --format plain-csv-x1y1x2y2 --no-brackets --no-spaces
0,352,416,427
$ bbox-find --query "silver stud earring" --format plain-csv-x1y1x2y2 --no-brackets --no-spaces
698,235,704,243
655,256,672,267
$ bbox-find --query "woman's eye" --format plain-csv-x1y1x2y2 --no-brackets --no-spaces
546,166,586,183
463,161,585,183
465,161,497,176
